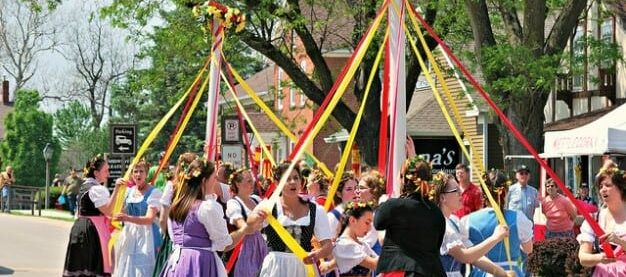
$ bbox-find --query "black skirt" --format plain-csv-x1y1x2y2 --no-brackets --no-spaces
63,217,110,277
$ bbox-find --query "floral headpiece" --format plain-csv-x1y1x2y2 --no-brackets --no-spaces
404,155,430,182
193,1,246,33
182,158,208,180
344,201,376,212
228,167,249,185
598,165,625,177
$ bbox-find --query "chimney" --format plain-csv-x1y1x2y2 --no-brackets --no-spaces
2,78,8,105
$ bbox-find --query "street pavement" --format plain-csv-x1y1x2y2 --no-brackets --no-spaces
0,213,72,276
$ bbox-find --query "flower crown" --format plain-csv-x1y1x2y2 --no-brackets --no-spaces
598,165,625,177
182,158,208,180
228,167,249,185
344,201,376,212
193,2,246,32
404,155,430,182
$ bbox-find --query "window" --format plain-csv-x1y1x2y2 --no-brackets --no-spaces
571,25,584,91
277,68,283,110
290,82,296,107
300,60,307,107
600,19,613,69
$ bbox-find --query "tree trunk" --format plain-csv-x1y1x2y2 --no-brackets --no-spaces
496,88,548,187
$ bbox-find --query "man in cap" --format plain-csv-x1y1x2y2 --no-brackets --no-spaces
505,165,540,222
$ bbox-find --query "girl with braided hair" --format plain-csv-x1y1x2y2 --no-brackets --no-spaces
431,171,511,277
225,168,268,277
374,156,447,277
462,169,533,277
332,201,379,276
63,154,124,277
160,158,254,277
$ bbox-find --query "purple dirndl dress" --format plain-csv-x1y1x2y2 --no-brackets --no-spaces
160,201,229,277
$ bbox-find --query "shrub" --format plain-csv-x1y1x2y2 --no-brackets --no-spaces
527,237,593,276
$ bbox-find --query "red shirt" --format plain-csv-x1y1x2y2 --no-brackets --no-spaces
542,194,576,232
454,183,483,218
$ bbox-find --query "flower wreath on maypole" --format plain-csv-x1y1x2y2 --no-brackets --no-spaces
193,1,246,33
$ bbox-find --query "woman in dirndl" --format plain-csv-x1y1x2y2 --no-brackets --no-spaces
63,154,123,277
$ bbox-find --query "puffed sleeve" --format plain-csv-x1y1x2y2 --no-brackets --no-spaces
515,210,534,243
89,185,111,208
576,219,596,244
440,215,472,255
147,188,162,208
226,199,243,225
314,204,333,241
159,181,174,206
327,210,341,238
197,200,233,251
334,239,367,273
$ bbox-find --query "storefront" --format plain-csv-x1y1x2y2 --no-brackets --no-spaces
543,103,626,198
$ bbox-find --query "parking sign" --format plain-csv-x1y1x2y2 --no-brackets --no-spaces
110,124,137,155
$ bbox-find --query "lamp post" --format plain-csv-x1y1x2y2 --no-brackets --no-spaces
43,143,53,209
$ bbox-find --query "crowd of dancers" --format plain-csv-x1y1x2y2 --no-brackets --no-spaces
61,148,626,277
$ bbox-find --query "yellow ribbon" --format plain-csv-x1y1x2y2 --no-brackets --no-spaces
267,1,387,212
402,0,513,270
325,30,388,211
223,60,333,179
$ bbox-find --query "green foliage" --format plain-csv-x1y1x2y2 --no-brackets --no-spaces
53,101,93,147
0,89,60,187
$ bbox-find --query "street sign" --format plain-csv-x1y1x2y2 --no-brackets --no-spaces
110,124,137,155
222,144,244,167
107,154,131,180
222,116,241,144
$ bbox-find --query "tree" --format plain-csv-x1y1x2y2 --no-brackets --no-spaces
456,0,621,174
53,100,93,147
57,3,135,129
0,89,60,187
101,0,441,166
0,0,57,93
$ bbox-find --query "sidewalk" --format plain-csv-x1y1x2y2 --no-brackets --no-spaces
10,208,75,221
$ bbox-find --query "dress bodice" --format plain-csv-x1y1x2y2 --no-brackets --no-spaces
170,203,213,248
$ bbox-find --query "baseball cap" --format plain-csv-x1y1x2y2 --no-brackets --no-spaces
515,165,530,173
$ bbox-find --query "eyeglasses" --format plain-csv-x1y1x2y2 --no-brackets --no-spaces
518,172,529,175
443,187,459,194
545,185,555,188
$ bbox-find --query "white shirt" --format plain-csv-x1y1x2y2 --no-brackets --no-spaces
275,202,333,241
225,195,262,225
89,185,111,208
159,180,175,207
195,195,233,252
327,204,345,238
441,215,473,256
333,236,378,273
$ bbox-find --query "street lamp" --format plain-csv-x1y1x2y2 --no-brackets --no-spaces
43,143,53,209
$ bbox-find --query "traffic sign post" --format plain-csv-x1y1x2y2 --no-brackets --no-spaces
110,124,137,155
222,116,241,144
222,144,244,167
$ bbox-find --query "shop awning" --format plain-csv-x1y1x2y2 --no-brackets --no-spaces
544,104,626,155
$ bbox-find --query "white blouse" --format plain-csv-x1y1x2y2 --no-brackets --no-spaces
126,186,162,208
327,204,345,238
226,195,262,225
333,236,378,273
159,180,175,207
196,194,233,252
275,202,333,241
441,215,473,256
577,208,626,244
89,185,111,208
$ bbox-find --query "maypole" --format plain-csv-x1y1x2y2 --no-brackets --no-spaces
196,1,245,161
385,0,407,196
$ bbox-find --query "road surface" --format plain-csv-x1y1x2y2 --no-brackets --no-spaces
0,213,72,276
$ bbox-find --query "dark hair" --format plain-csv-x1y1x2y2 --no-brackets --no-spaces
483,169,509,207
169,159,216,222
339,201,375,235
273,161,301,182
360,170,385,201
229,167,250,194
85,154,107,178
334,171,357,205
401,156,432,198
219,162,236,182
455,163,469,172
595,166,626,202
